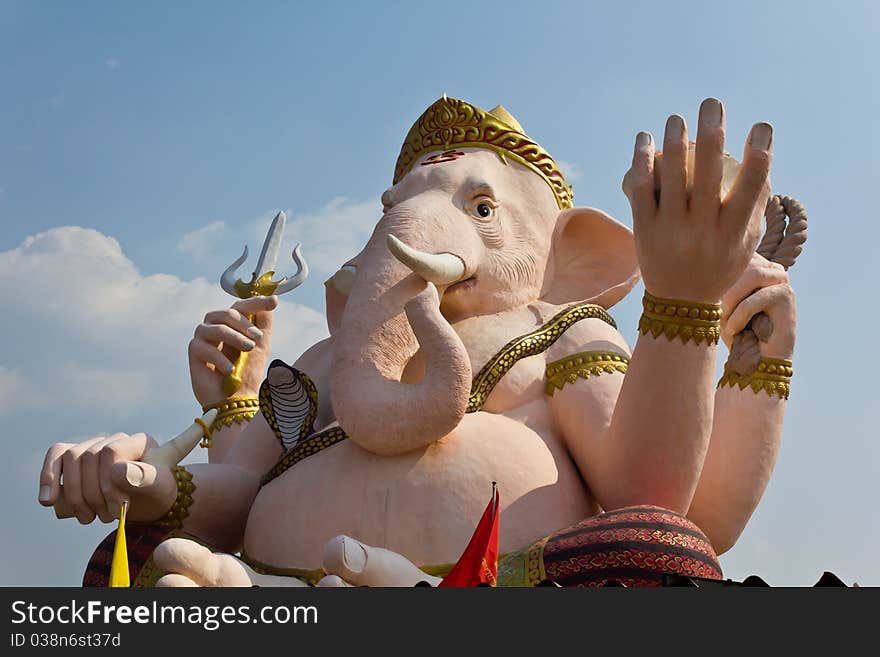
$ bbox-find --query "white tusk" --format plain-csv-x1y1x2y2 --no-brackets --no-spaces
143,409,218,468
386,235,465,285
331,265,357,295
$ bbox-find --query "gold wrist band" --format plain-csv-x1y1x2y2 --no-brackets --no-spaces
202,397,259,433
638,292,722,346
193,417,213,448
718,357,792,399
157,466,196,529
545,351,629,395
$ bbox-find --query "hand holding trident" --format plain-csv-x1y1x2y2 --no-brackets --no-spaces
219,210,308,396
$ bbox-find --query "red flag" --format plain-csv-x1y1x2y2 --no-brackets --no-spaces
439,483,499,587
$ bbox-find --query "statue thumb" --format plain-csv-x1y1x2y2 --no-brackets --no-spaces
110,461,176,507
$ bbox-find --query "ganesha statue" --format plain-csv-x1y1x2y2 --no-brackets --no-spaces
38,95,801,587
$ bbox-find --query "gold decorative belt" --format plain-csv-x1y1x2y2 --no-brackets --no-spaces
260,303,616,487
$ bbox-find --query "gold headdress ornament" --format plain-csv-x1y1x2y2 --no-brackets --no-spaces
393,95,574,210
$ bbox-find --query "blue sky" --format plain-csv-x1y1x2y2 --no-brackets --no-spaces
0,1,877,585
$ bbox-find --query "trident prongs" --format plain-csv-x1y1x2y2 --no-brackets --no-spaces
274,243,309,294
220,246,249,296
218,211,309,300
216,210,309,395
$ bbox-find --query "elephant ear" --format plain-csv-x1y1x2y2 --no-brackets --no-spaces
540,207,639,309
324,256,361,334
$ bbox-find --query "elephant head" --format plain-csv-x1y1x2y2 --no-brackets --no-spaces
327,96,638,455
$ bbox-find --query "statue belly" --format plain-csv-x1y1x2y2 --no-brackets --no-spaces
243,411,596,572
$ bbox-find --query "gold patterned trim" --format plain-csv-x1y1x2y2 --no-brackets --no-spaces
260,427,348,487
467,304,617,412
394,96,573,210
203,397,260,432
156,467,195,530
496,535,550,587
545,351,629,395
239,550,328,586
638,292,722,345
260,303,616,486
718,357,792,399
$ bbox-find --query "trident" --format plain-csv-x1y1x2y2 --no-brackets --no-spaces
219,210,308,396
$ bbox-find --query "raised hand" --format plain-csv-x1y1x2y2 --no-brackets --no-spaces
188,295,278,409
625,98,773,303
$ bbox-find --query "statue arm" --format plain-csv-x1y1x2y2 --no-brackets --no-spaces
686,387,786,554
686,266,796,553
176,412,282,553
547,318,716,515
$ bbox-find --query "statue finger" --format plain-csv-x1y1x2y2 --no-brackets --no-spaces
721,262,788,318
39,442,73,506
624,131,656,219
322,535,441,587
231,295,279,318
692,98,725,214
154,539,253,586
153,538,217,585
316,575,353,587
658,114,688,219
722,285,783,343
204,308,263,341
81,438,116,523
189,339,235,376
722,122,773,233
194,323,255,353
60,448,96,524
156,574,199,587
99,433,154,518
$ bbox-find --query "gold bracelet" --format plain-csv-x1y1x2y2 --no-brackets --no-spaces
638,292,722,346
193,417,213,448
156,466,196,530
202,397,259,432
545,351,629,396
718,357,792,399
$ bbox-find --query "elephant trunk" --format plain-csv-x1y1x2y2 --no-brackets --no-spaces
330,218,473,455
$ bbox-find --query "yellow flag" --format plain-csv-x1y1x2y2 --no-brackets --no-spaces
109,502,130,587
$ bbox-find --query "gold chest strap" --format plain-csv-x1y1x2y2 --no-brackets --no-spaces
260,303,616,487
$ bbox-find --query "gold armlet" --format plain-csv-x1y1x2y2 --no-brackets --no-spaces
201,397,259,444
638,292,722,346
156,466,196,529
545,351,629,396
718,357,792,400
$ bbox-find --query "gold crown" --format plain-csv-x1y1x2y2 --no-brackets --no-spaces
393,95,573,209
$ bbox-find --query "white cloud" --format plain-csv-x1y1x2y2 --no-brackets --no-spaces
557,160,584,182
0,227,329,420
177,220,227,261
0,367,46,416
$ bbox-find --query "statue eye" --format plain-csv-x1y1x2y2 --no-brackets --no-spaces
467,192,498,220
